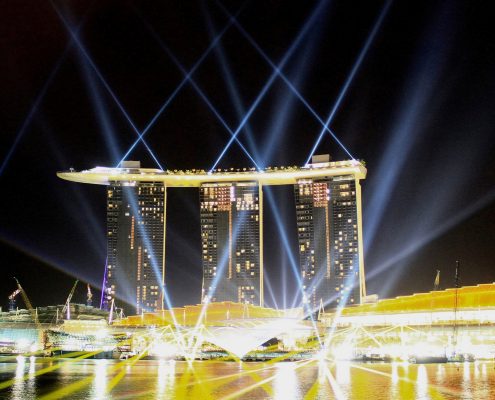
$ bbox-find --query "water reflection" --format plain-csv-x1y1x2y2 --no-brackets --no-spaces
336,361,351,385
274,363,299,400
25,356,36,398
462,362,472,398
157,359,175,397
436,363,445,381
415,365,428,400
29,356,35,374
1,359,495,399
391,362,399,385
12,356,26,400
91,359,108,399
463,362,470,382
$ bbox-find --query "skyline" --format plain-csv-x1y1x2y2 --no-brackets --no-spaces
1,0,495,310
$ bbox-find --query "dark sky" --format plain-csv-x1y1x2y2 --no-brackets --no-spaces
1,0,494,311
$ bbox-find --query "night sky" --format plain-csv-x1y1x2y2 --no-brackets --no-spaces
1,0,494,311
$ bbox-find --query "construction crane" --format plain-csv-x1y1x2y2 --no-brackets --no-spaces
61,280,79,320
8,289,21,311
13,277,38,324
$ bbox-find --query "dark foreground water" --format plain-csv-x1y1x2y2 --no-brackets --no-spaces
1,357,494,399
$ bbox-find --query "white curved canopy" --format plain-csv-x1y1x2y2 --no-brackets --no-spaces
57,160,366,187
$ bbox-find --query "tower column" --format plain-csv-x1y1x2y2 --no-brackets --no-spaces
259,183,264,307
355,177,366,302
159,185,167,310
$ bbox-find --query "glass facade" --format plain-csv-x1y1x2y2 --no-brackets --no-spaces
104,182,165,314
295,176,361,311
200,182,263,305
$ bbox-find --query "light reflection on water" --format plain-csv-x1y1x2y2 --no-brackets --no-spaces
274,362,299,400
90,359,107,399
415,365,428,400
0,359,495,399
11,356,25,400
156,359,175,397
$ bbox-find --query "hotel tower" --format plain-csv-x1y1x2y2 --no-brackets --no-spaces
294,155,365,311
58,156,365,313
103,161,166,314
200,182,263,306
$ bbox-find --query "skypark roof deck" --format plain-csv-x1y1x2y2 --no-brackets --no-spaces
57,160,366,186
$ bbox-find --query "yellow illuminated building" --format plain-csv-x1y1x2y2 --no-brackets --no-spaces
113,301,303,327
324,283,495,328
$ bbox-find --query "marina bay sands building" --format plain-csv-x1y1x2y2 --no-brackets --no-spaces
104,162,166,314
295,156,365,311
200,182,263,305
58,157,366,312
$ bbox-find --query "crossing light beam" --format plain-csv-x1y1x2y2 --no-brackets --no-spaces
305,0,393,164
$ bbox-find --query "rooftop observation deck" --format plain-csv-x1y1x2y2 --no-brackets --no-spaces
57,160,367,187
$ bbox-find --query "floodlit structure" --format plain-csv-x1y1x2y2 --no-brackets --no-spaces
321,283,495,361
329,282,495,327
57,158,366,309
104,161,166,314
113,302,308,359
3,285,495,362
113,301,303,327
295,155,366,311
200,182,263,305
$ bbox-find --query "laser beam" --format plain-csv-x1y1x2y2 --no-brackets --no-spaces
139,17,261,170
0,7,92,176
214,0,355,163
118,6,246,165
210,0,332,172
50,3,163,170
305,0,393,164
202,3,262,165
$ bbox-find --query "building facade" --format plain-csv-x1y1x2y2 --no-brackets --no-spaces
59,158,366,313
104,180,166,314
200,182,263,305
294,160,365,311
